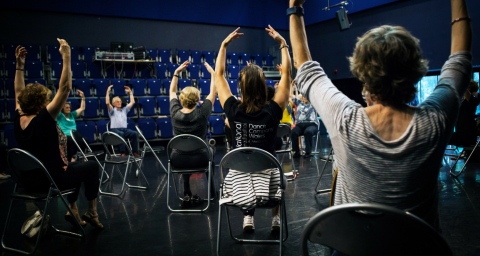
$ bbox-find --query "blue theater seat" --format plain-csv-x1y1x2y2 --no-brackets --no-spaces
239,53,251,65
147,79,162,96
239,64,247,71
157,117,173,138
75,79,93,97
25,61,43,78
82,47,96,62
0,99,5,121
130,79,147,96
187,64,200,79
51,61,63,79
111,79,127,96
227,52,239,65
202,51,215,64
264,54,274,66
266,79,275,87
83,98,99,118
138,118,156,139
154,63,167,79
201,64,215,79
96,120,110,139
191,51,202,64
138,97,156,116
125,97,137,117
209,116,225,135
4,125,18,148
70,46,81,61
5,79,15,98
227,79,238,94
4,61,17,78
0,80,3,98
178,79,191,91
72,61,86,78
158,49,172,64
252,53,263,67
228,65,239,79
67,98,80,112
1,61,4,78
7,99,16,121
4,45,19,60
123,64,137,79
23,45,41,61
213,97,223,113
86,61,103,78
93,79,110,97
147,49,157,61
156,96,170,115
127,119,136,131
162,79,172,94
26,79,46,86
177,50,190,63
138,66,153,78
167,63,179,78
99,97,109,117
48,45,62,62
198,79,210,95
76,121,96,143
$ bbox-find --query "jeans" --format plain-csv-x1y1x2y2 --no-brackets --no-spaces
111,128,139,153
292,122,318,154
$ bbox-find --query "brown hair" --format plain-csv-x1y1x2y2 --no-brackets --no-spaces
349,25,429,106
468,79,479,93
17,83,52,115
238,65,267,113
179,86,200,109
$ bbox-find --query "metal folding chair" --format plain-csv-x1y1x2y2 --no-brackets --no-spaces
448,137,480,177
166,134,214,212
2,149,85,255
276,124,298,181
315,148,334,194
301,203,452,256
135,126,167,174
217,147,288,256
99,132,148,197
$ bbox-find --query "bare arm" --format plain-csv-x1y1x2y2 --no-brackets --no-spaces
289,0,312,70
125,86,135,109
170,61,190,101
14,46,27,110
451,0,471,54
106,85,113,112
215,28,243,108
205,62,217,103
46,39,72,119
76,90,85,116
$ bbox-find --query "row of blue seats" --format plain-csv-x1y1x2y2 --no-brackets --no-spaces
0,95,225,121
0,45,273,67
1,116,225,148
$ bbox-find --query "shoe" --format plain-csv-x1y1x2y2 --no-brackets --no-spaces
304,153,313,158
133,152,140,157
82,211,103,229
121,153,126,157
0,173,11,180
285,171,295,177
271,215,281,232
190,194,204,206
292,152,300,159
243,215,255,231
181,195,191,208
65,213,86,227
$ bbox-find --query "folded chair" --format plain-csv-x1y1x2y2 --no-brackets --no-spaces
276,124,298,181
2,149,85,255
315,148,334,194
135,126,167,174
166,134,214,212
217,147,288,256
301,203,452,256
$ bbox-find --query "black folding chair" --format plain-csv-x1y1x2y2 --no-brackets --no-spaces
315,148,334,193
276,124,298,181
2,149,85,255
301,203,452,256
447,137,480,177
135,126,167,174
166,134,214,212
99,132,148,197
216,147,288,256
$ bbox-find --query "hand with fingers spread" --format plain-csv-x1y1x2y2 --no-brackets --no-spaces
222,27,244,47
204,62,215,74
265,25,286,45
174,61,190,76
15,46,27,69
57,38,71,57
290,0,306,7
77,89,85,99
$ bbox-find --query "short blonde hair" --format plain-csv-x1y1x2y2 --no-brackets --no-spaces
179,87,200,109
17,83,52,115
349,25,428,106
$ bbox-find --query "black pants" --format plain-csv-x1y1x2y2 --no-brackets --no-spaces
170,146,216,197
225,125,233,149
0,143,7,174
66,136,78,162
292,122,318,154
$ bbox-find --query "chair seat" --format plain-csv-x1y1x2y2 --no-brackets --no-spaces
105,156,143,164
222,198,282,208
171,166,209,173
141,146,165,154
77,151,104,159
276,146,292,153
11,188,76,200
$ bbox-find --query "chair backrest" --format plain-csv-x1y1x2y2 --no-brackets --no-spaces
7,148,55,187
219,147,283,185
276,124,292,138
70,129,88,152
167,134,212,161
102,132,131,154
301,203,452,256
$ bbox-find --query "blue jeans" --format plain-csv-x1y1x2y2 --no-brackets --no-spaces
111,128,139,153
292,122,318,154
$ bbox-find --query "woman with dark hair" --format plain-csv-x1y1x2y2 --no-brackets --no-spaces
57,90,86,162
14,40,102,228
450,79,479,147
289,0,472,231
215,26,291,231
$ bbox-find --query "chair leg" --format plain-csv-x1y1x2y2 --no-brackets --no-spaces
286,151,298,182
316,148,333,193
126,156,149,190
451,140,480,177
449,149,465,177
99,163,128,197
53,189,85,238
216,187,223,256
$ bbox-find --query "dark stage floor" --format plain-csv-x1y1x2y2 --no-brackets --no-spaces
1,135,480,256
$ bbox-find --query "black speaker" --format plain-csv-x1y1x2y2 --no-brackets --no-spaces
123,42,134,52
336,8,350,31
110,42,123,52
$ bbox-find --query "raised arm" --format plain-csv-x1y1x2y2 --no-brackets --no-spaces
170,61,190,101
46,39,72,119
75,90,86,116
106,85,113,112
14,46,27,110
289,0,312,70
204,62,217,103
215,27,244,108
267,25,292,110
451,0,471,54
125,86,135,109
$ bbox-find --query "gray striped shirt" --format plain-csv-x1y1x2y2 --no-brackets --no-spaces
296,52,472,227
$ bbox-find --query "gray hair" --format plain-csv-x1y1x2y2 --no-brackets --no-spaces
112,96,121,104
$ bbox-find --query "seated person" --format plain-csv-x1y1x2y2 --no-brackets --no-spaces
449,79,479,147
57,90,86,162
105,85,139,156
169,61,217,207
291,83,319,158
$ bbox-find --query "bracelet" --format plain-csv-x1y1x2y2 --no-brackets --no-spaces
279,44,290,50
16,69,25,71
173,74,180,78
451,17,471,25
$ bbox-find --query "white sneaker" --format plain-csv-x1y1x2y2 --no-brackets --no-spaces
271,215,281,232
243,215,255,231
0,173,11,180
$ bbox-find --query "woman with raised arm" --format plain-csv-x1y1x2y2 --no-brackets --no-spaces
215,26,292,232
288,0,472,231
57,89,86,162
169,61,217,207
14,39,103,228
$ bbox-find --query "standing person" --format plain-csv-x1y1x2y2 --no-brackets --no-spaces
215,26,292,232
291,82,318,158
169,61,217,207
57,90,86,162
450,79,479,147
105,85,139,156
14,40,102,228
288,0,472,232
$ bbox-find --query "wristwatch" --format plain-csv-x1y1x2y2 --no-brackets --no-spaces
287,6,304,16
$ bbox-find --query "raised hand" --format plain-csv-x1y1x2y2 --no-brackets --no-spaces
276,64,282,73
246,61,252,66
107,85,113,92
77,89,84,98
57,38,71,57
15,46,27,68
290,0,306,7
222,27,244,47
175,61,190,76
265,25,285,45
274,82,279,89
124,86,132,93
204,62,215,74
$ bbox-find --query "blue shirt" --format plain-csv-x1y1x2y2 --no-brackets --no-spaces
56,111,78,136
108,106,130,129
